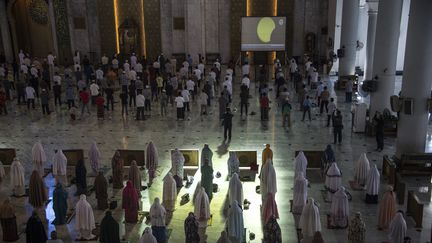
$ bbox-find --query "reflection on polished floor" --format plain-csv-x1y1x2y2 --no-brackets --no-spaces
0,73,431,243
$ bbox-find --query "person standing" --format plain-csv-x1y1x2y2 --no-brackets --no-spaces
327,98,336,127
89,81,100,105
53,82,62,106
40,89,50,115
260,93,270,121
120,91,128,116
222,107,234,140
99,211,120,243
302,96,312,122
181,86,190,112
94,171,109,210
160,90,168,116
143,86,152,116
136,91,145,120
373,111,385,151
129,80,136,108
174,92,185,120
122,181,139,223
240,85,249,118
79,87,90,117
0,199,19,242
95,94,105,119
66,85,75,109
105,84,114,111
319,86,330,114
25,83,36,110
345,79,353,102
26,211,48,242
199,90,208,116
52,183,68,225
332,110,343,144
281,98,292,128
201,159,214,200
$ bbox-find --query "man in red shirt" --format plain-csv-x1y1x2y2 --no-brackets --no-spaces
260,93,270,121
79,87,91,117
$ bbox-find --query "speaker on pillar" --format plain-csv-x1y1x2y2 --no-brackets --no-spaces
337,48,345,58
403,98,413,115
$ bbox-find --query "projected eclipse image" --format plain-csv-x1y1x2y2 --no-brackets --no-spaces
241,16,286,51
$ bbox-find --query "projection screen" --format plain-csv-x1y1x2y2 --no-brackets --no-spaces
241,17,286,51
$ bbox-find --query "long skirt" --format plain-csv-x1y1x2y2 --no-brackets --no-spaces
152,226,167,243
0,217,19,242
125,208,138,223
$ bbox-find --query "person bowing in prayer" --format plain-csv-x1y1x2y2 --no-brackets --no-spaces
122,180,139,224
184,212,200,243
227,200,244,243
94,171,109,210
200,144,213,167
139,227,157,243
26,211,48,242
99,211,120,243
200,159,214,201
149,198,167,242
52,149,68,186
75,195,96,240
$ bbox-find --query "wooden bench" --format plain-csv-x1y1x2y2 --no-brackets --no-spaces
0,148,16,165
406,191,424,228
232,150,258,181
399,153,432,176
394,173,406,205
295,151,323,169
117,149,145,167
382,155,397,186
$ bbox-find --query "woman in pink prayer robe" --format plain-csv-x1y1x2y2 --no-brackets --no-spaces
122,181,139,223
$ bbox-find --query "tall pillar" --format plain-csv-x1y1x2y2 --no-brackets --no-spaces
338,0,359,76
369,0,403,115
0,0,13,63
396,0,432,157
47,0,59,57
363,0,378,81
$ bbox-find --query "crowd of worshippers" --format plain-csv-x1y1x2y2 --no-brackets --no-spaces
0,141,410,243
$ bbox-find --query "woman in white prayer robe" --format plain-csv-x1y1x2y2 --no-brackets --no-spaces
52,149,68,185
162,172,177,210
139,227,157,243
330,186,350,228
388,211,407,243
354,153,370,186
88,141,101,174
260,159,277,204
227,200,244,243
293,172,308,214
149,198,167,242
171,148,185,179
32,142,46,177
325,162,342,200
194,187,211,229
365,163,380,204
294,151,308,180
228,173,243,205
299,197,321,242
227,151,240,177
75,195,96,240
10,158,25,196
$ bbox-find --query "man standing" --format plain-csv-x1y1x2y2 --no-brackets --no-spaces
327,98,337,127
53,82,62,107
373,111,385,152
119,91,128,116
136,91,145,120
174,92,185,120
79,87,90,117
222,107,234,140
89,81,99,105
105,84,114,111
333,110,343,144
25,83,36,110
240,85,249,118
345,79,353,103
320,86,330,114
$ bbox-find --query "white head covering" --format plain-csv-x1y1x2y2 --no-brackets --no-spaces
355,153,370,185
88,141,101,173
75,195,96,231
149,198,166,227
299,198,321,238
10,158,25,188
228,173,243,205
325,162,342,193
194,187,210,221
171,149,185,179
32,141,46,174
330,187,350,226
294,151,308,179
52,149,67,176
366,164,380,195
260,159,277,202
139,227,157,243
163,172,177,202
388,212,407,243
293,172,308,213
227,151,240,176
227,200,244,243
0,161,5,179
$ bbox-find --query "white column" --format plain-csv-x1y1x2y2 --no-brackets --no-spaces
47,0,59,57
396,0,432,157
339,0,359,76
369,0,403,115
363,0,378,81
0,0,13,63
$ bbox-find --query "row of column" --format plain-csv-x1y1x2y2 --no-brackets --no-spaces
338,0,432,155
0,0,13,63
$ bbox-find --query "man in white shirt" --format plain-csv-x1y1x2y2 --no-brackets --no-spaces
112,57,119,70
136,92,145,120
20,64,28,74
198,62,205,76
241,75,250,89
129,68,137,82
214,59,221,72
101,54,109,66
53,72,62,85
135,62,143,78
130,53,137,69
181,88,190,112
186,79,195,100
223,77,232,96
182,60,189,72
242,63,250,76
174,93,185,120
193,67,202,82
327,97,337,127
95,68,104,81
180,65,188,78
123,60,130,72
30,65,38,78
25,84,36,109
89,81,100,105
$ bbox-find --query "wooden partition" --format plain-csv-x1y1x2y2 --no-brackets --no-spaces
171,149,199,179
394,173,406,205
407,191,424,228
400,153,432,175
0,148,16,165
232,151,258,171
382,155,397,186
295,151,323,169
117,150,145,167
63,149,84,166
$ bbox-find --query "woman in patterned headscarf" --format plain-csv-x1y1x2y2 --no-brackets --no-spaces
112,151,124,189
348,212,366,243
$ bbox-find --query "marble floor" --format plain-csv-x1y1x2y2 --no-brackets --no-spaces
0,68,431,243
